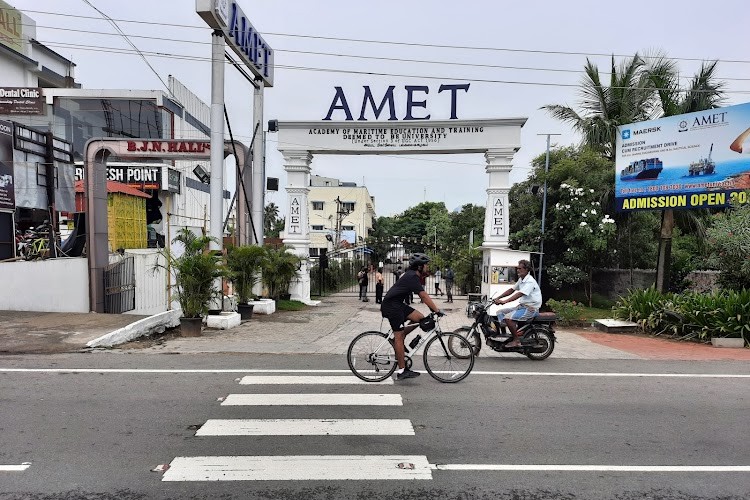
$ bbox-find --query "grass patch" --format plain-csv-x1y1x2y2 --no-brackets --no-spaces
276,299,306,311
575,306,613,322
547,299,612,326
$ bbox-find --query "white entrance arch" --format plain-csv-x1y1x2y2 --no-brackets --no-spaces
275,119,531,302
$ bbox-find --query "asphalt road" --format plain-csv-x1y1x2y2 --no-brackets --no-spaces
1,353,748,500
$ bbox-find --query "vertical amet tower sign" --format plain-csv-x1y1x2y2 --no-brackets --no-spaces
196,0,274,86
196,0,274,251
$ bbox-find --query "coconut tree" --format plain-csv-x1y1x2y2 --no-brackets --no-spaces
645,56,725,292
543,54,654,161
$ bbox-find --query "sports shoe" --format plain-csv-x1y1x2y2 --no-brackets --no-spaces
396,369,421,380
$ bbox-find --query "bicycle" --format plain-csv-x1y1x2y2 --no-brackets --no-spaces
347,312,475,383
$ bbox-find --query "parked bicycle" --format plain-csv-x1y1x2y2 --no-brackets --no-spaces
347,312,475,383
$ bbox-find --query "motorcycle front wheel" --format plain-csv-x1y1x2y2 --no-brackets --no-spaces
525,328,555,361
450,326,481,357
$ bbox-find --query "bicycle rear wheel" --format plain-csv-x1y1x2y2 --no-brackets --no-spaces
347,331,397,382
422,332,475,383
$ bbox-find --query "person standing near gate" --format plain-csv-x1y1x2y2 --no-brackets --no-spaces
444,266,455,303
434,268,444,296
375,267,384,303
357,266,369,301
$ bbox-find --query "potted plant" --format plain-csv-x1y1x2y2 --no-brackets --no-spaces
261,246,301,301
156,229,225,337
226,244,265,320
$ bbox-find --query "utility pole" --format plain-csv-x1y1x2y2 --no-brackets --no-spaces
334,196,349,250
537,133,561,284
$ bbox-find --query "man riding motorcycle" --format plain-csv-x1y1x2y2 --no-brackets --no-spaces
489,259,542,348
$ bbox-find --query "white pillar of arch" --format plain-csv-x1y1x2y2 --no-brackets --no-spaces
281,150,314,303
481,147,531,298
483,148,515,247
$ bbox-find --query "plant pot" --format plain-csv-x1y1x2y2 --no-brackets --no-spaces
180,317,203,337
279,293,292,301
710,337,746,348
238,303,254,320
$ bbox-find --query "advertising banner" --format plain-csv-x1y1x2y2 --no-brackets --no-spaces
0,119,15,210
615,102,750,211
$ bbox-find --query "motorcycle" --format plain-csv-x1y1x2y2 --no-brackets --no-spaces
452,297,557,360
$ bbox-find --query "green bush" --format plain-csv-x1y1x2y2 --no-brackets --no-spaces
546,299,584,323
613,287,750,344
612,286,668,329
705,202,750,291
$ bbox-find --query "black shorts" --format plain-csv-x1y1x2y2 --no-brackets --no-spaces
380,301,415,332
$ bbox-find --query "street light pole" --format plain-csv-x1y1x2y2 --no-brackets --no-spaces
537,133,561,284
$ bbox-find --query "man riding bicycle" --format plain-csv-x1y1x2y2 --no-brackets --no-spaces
380,253,443,380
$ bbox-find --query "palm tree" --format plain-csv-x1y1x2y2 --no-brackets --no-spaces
264,202,281,237
543,54,654,161
644,56,725,292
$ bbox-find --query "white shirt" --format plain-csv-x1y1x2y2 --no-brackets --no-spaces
514,273,542,309
434,270,441,283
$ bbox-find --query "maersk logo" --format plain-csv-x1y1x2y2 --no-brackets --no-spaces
621,129,631,140
633,126,661,136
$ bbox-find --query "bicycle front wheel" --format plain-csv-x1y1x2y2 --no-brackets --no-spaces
423,332,475,383
347,331,397,382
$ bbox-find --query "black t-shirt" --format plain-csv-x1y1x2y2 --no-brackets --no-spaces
382,269,423,304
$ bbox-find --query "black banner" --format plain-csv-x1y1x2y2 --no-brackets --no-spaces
0,119,15,210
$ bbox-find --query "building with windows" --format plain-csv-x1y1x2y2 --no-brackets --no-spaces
307,175,376,257
0,0,79,89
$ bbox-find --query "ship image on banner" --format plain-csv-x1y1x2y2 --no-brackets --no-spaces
620,157,663,181
615,102,750,212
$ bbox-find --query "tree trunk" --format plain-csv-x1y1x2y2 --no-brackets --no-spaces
655,209,674,293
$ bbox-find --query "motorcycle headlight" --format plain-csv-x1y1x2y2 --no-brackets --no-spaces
467,303,482,318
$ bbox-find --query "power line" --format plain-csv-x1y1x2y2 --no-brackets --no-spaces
7,8,750,65
36,40,750,95
38,36,750,85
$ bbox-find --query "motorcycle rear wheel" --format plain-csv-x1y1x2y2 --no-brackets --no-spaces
450,326,481,357
525,328,555,361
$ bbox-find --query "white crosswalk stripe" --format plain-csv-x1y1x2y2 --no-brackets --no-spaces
239,375,393,385
196,418,414,436
163,455,433,481
222,393,402,406
0,463,31,472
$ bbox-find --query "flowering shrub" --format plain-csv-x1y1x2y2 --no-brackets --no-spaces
546,298,584,324
548,183,617,305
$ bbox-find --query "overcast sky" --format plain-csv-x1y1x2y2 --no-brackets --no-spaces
12,0,750,216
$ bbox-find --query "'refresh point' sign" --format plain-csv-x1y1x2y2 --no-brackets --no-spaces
196,0,274,86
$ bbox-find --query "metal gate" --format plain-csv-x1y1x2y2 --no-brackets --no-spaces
104,256,136,313
310,244,409,299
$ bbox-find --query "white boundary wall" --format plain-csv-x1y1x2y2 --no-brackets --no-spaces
0,258,89,312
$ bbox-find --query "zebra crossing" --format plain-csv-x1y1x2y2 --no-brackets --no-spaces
162,374,434,482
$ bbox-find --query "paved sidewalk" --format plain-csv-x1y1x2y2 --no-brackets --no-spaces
1,295,747,360
0,310,147,354
121,295,750,361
